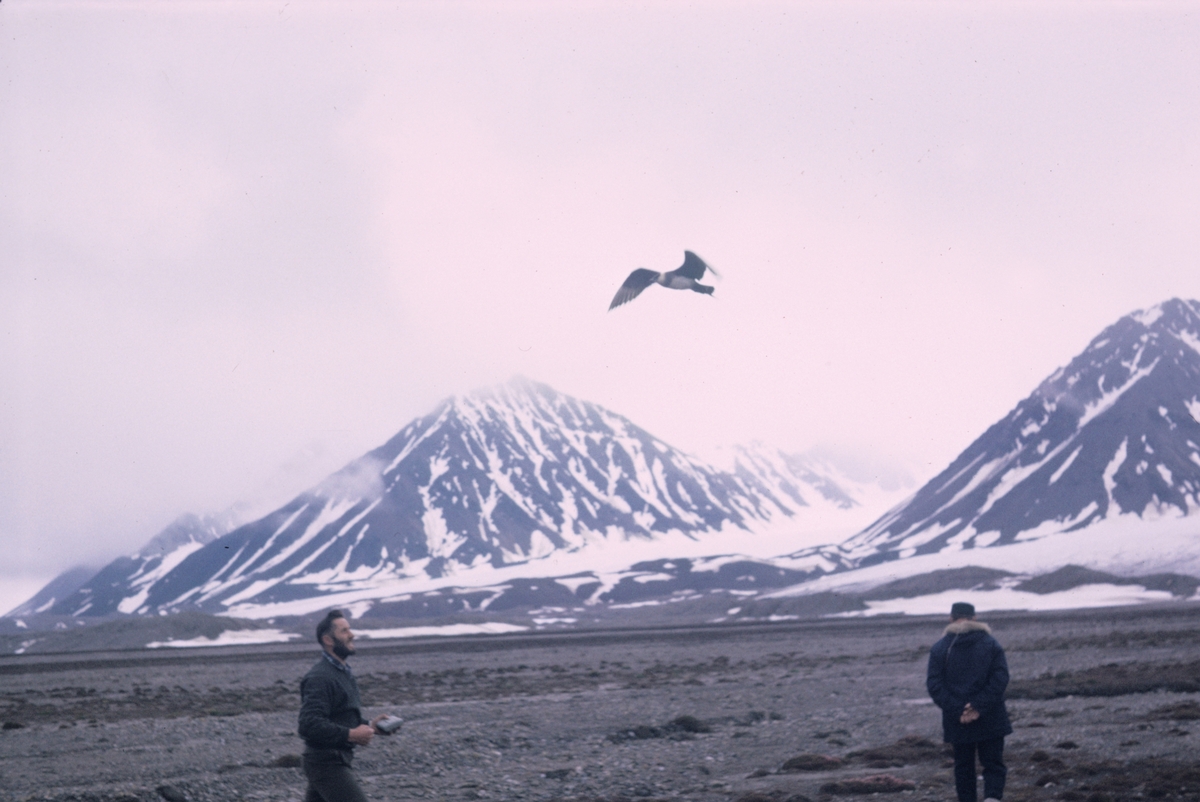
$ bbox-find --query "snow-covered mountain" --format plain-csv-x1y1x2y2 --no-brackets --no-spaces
19,512,242,618
4,566,97,619
14,300,1200,627
26,378,901,619
827,298,1200,569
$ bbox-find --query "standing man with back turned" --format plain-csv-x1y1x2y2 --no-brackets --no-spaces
926,601,1013,802
299,609,389,802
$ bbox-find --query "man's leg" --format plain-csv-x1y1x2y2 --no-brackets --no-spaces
978,736,1007,801
952,741,979,802
304,781,324,802
303,754,369,802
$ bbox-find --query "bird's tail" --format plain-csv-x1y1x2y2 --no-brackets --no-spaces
691,283,714,296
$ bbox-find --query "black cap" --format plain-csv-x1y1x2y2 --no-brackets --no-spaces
950,601,975,619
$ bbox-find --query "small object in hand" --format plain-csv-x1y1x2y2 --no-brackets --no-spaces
376,715,404,734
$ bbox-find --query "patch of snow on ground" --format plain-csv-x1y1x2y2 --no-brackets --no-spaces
765,511,1200,600
836,584,1178,617
356,622,528,638
147,629,299,648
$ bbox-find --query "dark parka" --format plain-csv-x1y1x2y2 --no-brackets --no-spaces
926,619,1013,743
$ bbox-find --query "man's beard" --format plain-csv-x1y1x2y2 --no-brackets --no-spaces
331,636,354,660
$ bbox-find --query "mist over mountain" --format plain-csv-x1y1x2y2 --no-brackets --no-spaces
7,513,241,618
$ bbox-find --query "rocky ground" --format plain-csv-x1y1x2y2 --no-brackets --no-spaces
1,605,1198,802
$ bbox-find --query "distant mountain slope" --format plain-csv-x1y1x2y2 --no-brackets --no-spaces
37,513,241,617
26,379,900,619
841,298,1200,565
4,566,97,618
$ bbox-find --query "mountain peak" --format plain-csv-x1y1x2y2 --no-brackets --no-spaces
29,377,908,619
1125,297,1200,331
846,298,1200,563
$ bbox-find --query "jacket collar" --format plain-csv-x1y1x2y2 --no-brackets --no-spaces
322,650,352,675
944,619,991,635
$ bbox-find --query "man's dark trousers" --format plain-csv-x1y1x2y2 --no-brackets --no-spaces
953,736,1005,802
302,749,368,802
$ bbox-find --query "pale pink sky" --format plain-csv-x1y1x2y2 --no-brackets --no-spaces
2,1,1199,610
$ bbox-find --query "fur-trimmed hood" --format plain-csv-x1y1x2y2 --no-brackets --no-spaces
944,619,991,635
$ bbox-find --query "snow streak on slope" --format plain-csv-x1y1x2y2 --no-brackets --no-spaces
838,298,1200,564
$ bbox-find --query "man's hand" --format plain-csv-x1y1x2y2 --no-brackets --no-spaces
960,703,980,725
348,724,375,746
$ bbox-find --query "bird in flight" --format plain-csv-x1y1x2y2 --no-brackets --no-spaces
608,251,719,311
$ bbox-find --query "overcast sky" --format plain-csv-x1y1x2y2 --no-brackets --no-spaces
2,1,1199,613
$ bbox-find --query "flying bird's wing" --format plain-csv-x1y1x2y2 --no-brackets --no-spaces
677,250,719,279
609,268,659,310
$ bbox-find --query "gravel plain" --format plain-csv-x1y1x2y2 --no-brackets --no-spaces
1,605,1198,802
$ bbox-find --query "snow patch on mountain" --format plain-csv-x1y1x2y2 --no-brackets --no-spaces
765,510,1200,601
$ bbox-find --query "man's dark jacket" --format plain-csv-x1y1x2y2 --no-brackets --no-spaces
926,619,1013,743
298,654,367,753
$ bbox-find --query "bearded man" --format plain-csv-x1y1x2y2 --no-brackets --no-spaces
298,610,390,802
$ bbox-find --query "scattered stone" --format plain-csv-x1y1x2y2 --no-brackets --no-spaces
1009,660,1200,699
156,785,188,802
735,793,777,802
1150,700,1200,720
608,725,664,743
1055,740,1080,750
733,792,811,802
670,715,712,733
270,753,303,768
779,754,843,772
819,774,915,794
849,735,943,767
608,715,711,742
2,721,24,730
5,606,1200,802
